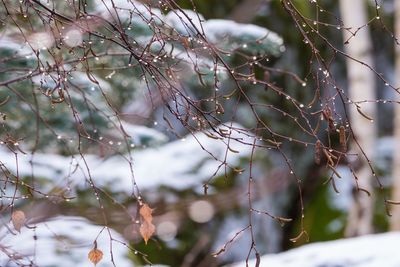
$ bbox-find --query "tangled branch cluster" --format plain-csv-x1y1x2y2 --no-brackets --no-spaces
0,0,398,266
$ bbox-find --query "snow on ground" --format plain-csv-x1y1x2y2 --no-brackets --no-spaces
0,216,132,267
0,123,252,194
228,232,400,267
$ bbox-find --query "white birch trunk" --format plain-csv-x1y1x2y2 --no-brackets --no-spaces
339,0,376,236
390,0,400,231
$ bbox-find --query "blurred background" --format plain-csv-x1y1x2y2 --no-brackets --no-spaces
0,0,399,266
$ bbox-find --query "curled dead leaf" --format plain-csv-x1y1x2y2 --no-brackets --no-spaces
139,203,155,244
139,204,153,222
88,248,103,265
140,220,156,245
11,210,26,233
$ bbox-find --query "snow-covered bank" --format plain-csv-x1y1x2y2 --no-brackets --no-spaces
0,216,132,267
0,124,251,194
229,232,400,267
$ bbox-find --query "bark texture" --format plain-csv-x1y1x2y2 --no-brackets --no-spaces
390,0,400,231
339,0,376,236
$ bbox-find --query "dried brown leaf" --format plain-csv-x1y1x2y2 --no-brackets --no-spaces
139,203,155,244
88,248,103,265
140,220,155,245
139,204,153,223
11,210,26,233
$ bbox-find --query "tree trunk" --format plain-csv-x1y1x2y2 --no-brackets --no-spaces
390,0,400,231
339,0,376,236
